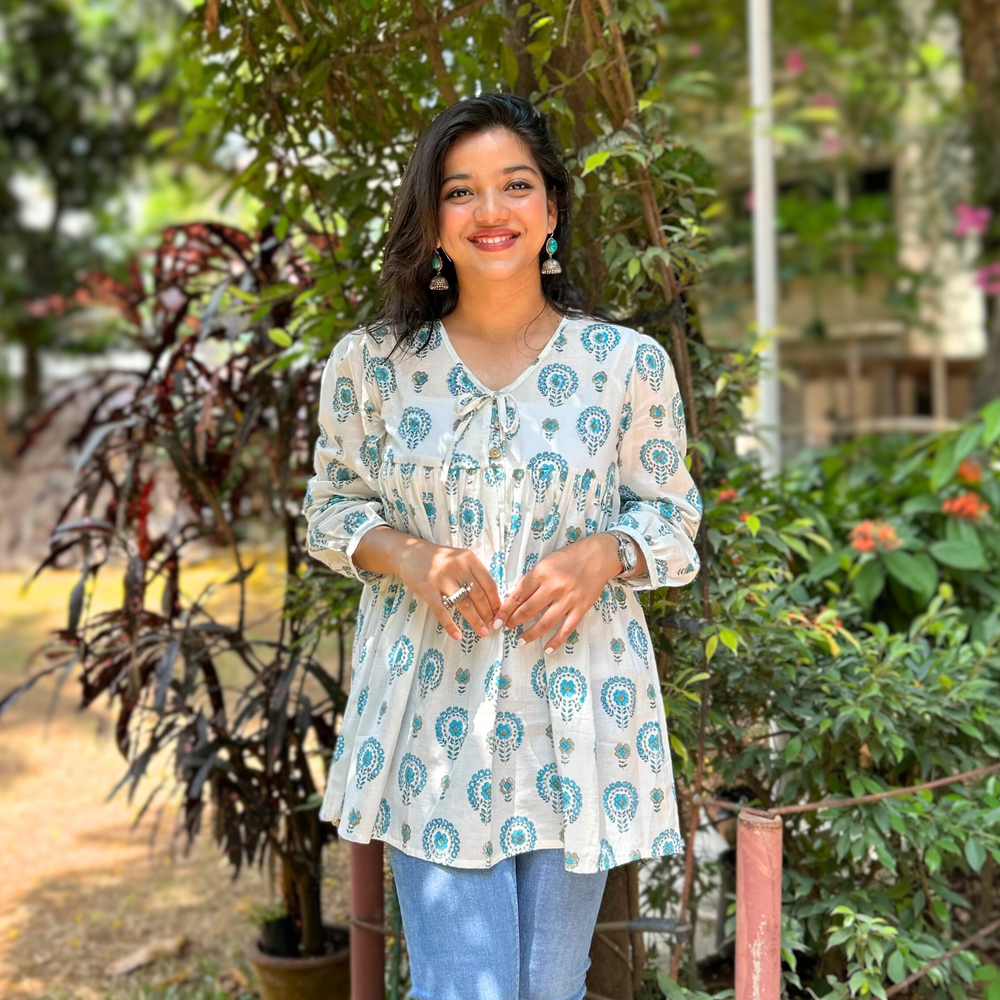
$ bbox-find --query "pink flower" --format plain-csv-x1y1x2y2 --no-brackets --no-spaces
955,203,992,239
822,131,843,156
975,261,1000,296
686,42,701,58
812,91,837,108
785,49,805,75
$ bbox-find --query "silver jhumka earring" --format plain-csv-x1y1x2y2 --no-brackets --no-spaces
429,247,449,291
540,232,561,275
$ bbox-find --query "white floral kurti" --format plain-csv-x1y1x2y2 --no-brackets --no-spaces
303,313,703,874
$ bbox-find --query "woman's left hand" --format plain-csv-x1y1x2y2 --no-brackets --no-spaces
492,533,623,654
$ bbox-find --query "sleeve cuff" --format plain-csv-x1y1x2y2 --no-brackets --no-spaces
608,523,658,591
345,518,392,582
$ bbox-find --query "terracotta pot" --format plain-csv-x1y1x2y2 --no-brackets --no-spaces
246,923,351,1000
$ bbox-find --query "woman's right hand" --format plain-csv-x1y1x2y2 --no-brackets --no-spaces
353,527,501,641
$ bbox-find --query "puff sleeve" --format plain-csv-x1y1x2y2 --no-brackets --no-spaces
608,333,703,591
302,333,390,583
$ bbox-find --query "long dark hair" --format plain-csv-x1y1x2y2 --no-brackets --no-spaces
363,91,613,353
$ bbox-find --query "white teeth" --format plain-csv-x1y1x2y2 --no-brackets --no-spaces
471,234,517,244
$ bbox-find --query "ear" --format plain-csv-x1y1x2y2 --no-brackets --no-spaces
548,197,558,234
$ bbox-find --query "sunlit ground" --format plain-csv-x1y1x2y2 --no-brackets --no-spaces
0,551,350,1000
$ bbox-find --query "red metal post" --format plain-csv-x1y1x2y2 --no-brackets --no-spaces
350,840,385,1000
735,810,783,1000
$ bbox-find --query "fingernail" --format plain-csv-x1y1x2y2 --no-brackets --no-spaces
517,637,525,647
492,619,503,630
544,646,553,655
479,627,489,637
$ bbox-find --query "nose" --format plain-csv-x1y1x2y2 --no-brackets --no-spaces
473,188,509,224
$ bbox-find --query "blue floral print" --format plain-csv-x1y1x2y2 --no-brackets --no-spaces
303,316,702,872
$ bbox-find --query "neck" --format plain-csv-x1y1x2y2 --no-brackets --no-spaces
443,268,555,343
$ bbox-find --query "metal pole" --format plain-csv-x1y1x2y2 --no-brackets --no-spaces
735,810,783,1000
748,0,782,479
351,840,386,1000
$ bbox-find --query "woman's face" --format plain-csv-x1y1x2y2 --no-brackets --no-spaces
437,128,557,284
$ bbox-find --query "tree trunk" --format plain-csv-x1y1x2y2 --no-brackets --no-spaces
17,326,43,423
955,0,1000,409
588,863,635,999
0,381,18,469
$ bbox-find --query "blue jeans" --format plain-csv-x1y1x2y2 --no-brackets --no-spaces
386,844,610,1000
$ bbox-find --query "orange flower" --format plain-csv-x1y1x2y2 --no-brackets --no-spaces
957,459,982,485
717,487,738,502
739,511,750,521
727,546,741,564
815,605,844,629
875,523,896,544
849,518,901,551
942,491,990,521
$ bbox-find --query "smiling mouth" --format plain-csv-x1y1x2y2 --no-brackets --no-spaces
468,233,519,248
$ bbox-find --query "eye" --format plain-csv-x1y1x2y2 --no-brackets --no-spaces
444,180,533,199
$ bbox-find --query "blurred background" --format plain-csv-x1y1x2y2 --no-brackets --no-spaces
1,2,998,1000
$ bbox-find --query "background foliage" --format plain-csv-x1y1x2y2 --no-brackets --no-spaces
3,0,998,996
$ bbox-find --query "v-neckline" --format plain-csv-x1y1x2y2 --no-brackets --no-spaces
435,314,570,396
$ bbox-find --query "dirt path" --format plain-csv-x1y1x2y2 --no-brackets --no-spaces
0,562,352,1000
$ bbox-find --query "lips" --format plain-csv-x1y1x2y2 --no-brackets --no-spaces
468,232,520,249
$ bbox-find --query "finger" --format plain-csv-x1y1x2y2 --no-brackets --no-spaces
430,583,464,641
467,559,501,619
519,606,566,648
496,576,537,627
542,608,583,655
431,603,463,641
508,588,553,633
459,581,494,638
462,576,495,624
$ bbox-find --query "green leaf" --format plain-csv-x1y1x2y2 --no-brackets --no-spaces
929,539,987,571
981,397,1000,446
705,633,719,662
808,549,846,582
769,123,810,145
499,43,519,89
919,42,946,68
964,838,987,872
930,422,979,491
882,550,938,599
268,328,293,348
719,628,739,653
583,151,611,175
853,559,886,607
925,847,942,873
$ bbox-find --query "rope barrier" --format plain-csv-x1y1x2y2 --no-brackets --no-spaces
884,915,1000,998
348,914,693,942
691,761,1000,817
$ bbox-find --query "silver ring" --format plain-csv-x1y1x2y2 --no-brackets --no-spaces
441,582,473,610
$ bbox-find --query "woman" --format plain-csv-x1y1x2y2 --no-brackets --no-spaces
303,92,702,1000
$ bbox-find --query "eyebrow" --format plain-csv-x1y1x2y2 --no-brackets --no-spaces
442,164,541,184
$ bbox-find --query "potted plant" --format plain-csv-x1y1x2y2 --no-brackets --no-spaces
0,220,361,997
245,903,350,1000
